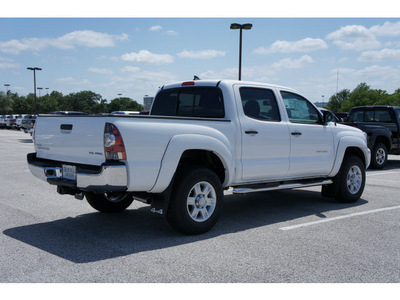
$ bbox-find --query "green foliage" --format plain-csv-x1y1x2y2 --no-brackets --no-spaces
0,91,13,114
107,97,143,113
326,89,350,112
327,82,397,113
0,89,143,115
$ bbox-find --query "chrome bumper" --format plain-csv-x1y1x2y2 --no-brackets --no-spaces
27,153,127,192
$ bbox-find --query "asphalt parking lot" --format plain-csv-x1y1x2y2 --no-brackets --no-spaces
0,129,399,284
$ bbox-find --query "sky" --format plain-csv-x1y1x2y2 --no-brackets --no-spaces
1,1,400,105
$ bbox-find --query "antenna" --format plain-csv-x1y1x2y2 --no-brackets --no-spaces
336,68,339,94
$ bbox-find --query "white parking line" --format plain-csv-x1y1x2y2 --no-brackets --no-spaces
279,205,400,231
367,171,400,176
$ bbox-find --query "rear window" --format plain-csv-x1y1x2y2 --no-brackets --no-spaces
349,109,393,122
151,87,225,118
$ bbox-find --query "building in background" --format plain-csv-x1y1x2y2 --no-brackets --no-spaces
143,95,154,111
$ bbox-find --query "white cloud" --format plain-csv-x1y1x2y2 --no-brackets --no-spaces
200,55,314,83
333,67,355,74
166,30,178,36
326,24,381,51
53,31,128,49
88,67,114,75
0,62,19,70
56,77,75,83
270,55,314,69
200,67,238,80
120,50,174,64
0,30,128,54
369,21,400,37
354,65,400,79
358,48,400,62
121,66,140,73
149,25,163,31
254,38,328,54
177,49,226,59
56,77,92,86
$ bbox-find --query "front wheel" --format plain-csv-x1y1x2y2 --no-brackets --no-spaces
85,192,133,213
166,167,223,235
335,155,365,203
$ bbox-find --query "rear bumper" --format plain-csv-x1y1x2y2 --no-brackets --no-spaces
27,153,127,192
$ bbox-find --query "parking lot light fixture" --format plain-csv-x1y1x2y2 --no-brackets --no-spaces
230,23,252,81
27,67,42,115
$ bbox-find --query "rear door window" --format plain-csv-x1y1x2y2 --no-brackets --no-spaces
239,87,281,122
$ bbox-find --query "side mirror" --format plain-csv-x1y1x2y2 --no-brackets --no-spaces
322,110,335,124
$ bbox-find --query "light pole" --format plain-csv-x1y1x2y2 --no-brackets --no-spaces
230,23,252,81
4,84,10,95
37,87,43,98
27,67,42,115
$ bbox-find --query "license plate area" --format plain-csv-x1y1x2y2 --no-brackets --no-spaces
62,164,76,181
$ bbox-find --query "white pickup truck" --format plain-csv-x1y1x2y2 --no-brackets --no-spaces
28,80,370,234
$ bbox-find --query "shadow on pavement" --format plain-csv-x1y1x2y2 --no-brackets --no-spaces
367,158,400,172
3,189,367,263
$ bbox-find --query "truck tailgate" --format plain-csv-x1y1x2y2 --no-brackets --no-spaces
34,116,106,166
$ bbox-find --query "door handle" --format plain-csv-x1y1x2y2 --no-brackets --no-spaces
60,124,73,130
245,130,258,135
291,132,302,136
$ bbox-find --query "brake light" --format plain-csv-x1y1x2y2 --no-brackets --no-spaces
182,81,195,86
104,123,126,160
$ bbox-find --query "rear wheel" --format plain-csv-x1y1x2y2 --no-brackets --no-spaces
85,192,133,213
166,167,223,235
370,142,388,169
335,155,365,203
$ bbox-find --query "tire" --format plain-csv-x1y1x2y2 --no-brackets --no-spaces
335,155,365,203
85,192,133,213
370,142,388,169
166,167,223,235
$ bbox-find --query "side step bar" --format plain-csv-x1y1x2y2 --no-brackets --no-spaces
232,180,333,194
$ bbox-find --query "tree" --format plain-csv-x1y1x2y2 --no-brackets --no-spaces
327,89,350,112
107,97,143,113
11,93,29,114
61,90,103,113
0,91,13,114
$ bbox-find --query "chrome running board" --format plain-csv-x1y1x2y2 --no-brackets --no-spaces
232,180,333,194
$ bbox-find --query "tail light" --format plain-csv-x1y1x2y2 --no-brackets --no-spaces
104,123,126,160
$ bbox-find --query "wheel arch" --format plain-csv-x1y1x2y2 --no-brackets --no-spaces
149,134,234,193
373,135,391,151
369,130,392,151
329,136,371,177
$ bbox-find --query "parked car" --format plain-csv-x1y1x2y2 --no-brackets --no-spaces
344,105,400,169
21,115,37,134
14,115,26,130
27,79,370,234
334,112,348,122
111,111,140,115
51,111,89,115
1,114,17,129
0,115,6,128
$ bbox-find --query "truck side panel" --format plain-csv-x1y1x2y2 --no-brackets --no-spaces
110,116,235,192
